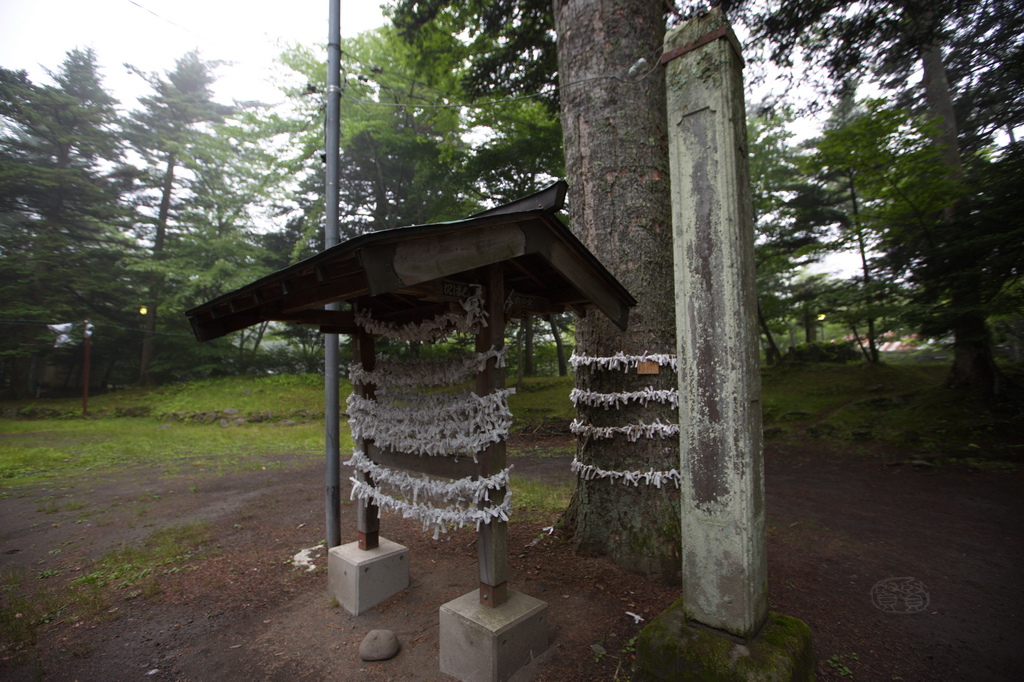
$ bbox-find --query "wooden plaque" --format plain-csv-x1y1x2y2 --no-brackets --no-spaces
637,360,660,375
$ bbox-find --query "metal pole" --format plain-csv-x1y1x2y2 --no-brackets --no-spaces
82,319,91,417
324,0,342,549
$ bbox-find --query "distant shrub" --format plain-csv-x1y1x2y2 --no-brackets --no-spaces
784,341,859,364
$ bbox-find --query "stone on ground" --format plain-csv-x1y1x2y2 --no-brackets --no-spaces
359,629,400,661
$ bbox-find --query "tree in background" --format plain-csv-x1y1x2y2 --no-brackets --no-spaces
740,0,1024,392
277,27,478,241
747,106,829,363
125,51,234,385
0,49,135,397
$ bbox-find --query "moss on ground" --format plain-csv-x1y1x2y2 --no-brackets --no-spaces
634,599,814,681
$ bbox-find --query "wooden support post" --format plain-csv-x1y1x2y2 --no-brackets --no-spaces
353,326,380,550
476,265,509,607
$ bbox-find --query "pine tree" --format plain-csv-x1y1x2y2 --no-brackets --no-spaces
0,49,134,397
124,51,233,385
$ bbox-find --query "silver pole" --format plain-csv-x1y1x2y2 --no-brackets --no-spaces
324,0,342,549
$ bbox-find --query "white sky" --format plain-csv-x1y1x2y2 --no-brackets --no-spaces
0,0,388,109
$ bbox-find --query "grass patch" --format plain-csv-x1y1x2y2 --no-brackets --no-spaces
1,522,213,654
74,521,211,591
510,474,574,522
3,374,338,418
0,419,339,485
507,376,575,430
761,363,1023,460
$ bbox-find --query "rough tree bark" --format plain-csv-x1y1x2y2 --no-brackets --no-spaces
910,3,1002,394
554,0,680,581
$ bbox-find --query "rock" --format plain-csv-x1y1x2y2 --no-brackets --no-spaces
219,418,230,428
232,418,247,426
223,408,240,415
359,629,399,661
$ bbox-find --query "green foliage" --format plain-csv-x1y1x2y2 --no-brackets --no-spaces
509,474,573,522
0,418,329,485
506,376,576,426
761,362,1024,459
748,106,832,363
742,0,1024,151
0,49,139,396
391,0,559,110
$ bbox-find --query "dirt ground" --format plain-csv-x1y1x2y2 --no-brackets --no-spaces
2,432,1022,681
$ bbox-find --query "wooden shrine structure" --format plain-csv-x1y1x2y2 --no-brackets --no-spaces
186,181,635,620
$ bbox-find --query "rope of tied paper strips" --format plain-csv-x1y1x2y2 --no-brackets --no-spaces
347,388,514,461
570,418,679,441
349,347,506,390
569,351,678,373
346,291,514,536
571,457,681,489
570,386,679,409
346,449,513,539
568,352,681,485
354,286,488,343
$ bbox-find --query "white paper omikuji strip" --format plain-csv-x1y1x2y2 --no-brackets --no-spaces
349,477,514,540
571,456,681,489
345,449,511,505
569,387,679,409
349,347,507,390
569,418,680,441
354,287,488,343
569,352,678,372
347,389,514,458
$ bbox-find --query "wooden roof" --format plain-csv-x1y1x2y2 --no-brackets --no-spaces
185,181,636,342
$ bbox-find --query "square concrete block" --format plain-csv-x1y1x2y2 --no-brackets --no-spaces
327,538,409,615
440,589,548,682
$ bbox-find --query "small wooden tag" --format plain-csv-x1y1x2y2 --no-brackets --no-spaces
637,360,660,375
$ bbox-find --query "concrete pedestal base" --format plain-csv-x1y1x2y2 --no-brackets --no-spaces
439,589,548,682
634,599,814,681
327,538,409,615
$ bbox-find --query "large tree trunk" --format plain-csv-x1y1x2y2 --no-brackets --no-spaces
524,316,535,377
550,315,568,376
138,152,175,386
945,283,1002,394
757,302,783,365
914,9,1001,393
554,0,679,582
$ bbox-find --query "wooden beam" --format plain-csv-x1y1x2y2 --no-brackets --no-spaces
354,328,379,551
360,224,528,296
475,264,509,608
364,443,479,479
278,272,370,313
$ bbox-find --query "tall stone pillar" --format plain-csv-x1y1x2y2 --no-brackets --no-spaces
664,7,766,640
634,11,813,680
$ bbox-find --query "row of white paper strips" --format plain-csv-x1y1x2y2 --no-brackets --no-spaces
349,347,506,390
570,457,681,489
353,286,488,343
570,418,680,441
569,351,678,373
347,449,511,505
569,386,679,409
347,388,514,460
568,353,681,485
349,475,514,540
347,291,513,538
